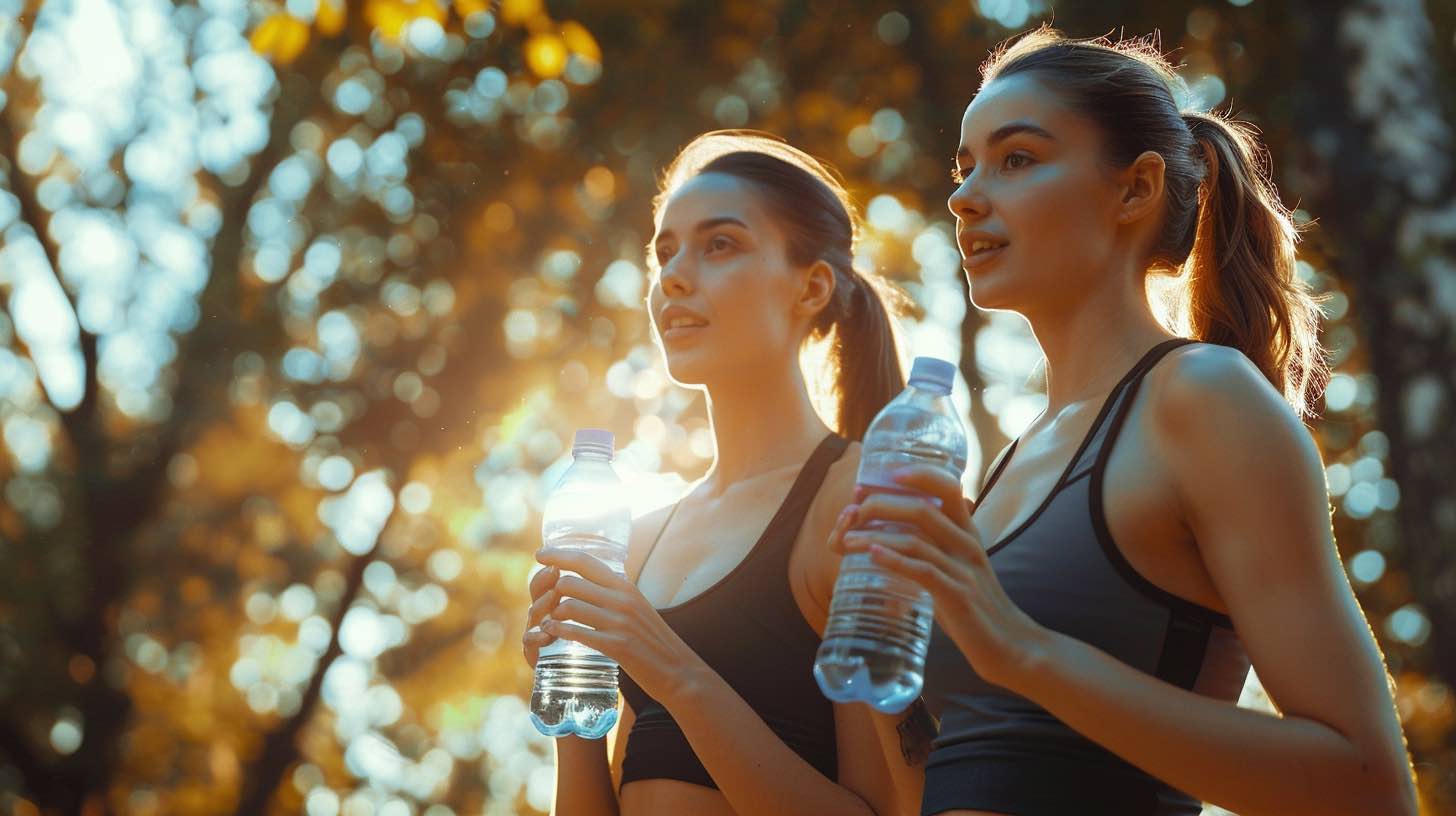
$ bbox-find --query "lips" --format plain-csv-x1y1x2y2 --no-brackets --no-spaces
958,231,1010,271
657,304,709,342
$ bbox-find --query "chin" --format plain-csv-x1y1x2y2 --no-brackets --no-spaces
658,347,713,388
965,272,1021,313
661,345,772,393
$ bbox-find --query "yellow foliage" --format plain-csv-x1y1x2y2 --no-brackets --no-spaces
499,0,543,26
583,165,615,201
316,0,346,37
249,13,310,65
559,20,601,64
525,32,568,79
188,409,296,501
366,0,410,40
453,0,489,19
363,0,443,40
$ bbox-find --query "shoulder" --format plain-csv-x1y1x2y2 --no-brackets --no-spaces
1145,342,1302,440
1142,342,1325,518
798,439,860,557
792,439,861,624
812,439,862,521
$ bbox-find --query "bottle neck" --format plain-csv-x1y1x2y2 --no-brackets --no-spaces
906,380,951,397
572,448,614,463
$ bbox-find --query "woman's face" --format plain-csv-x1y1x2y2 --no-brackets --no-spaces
647,172,807,388
947,73,1132,316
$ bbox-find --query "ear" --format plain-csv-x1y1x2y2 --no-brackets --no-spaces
1116,150,1167,226
793,259,836,320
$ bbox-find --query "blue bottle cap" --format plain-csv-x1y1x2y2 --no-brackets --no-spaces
572,428,615,459
907,357,956,395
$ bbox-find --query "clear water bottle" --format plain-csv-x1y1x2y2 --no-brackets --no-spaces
529,429,631,739
815,357,968,713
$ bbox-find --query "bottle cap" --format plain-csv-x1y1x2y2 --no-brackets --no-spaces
572,428,615,459
907,356,956,395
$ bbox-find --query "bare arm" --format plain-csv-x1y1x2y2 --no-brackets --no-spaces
839,347,1416,816
551,735,617,816
799,452,926,816
524,564,619,816
539,449,913,816
1013,348,1411,815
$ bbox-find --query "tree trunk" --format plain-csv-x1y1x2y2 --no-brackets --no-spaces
1294,0,1456,707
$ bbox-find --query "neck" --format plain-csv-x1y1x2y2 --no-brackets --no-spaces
1024,271,1175,417
699,360,830,496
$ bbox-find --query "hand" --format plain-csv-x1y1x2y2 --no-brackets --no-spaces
830,466,1051,690
534,547,712,707
521,564,562,669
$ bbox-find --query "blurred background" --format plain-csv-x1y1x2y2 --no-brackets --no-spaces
0,0,1452,813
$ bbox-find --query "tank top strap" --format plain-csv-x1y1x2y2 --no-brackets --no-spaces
974,439,1019,507
1064,339,1198,483
739,432,850,580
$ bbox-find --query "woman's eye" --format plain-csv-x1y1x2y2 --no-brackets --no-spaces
706,235,735,253
1003,152,1033,170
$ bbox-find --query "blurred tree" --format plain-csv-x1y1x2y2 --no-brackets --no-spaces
1287,0,1456,805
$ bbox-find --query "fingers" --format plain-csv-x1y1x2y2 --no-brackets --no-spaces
854,491,983,560
890,466,973,529
828,503,860,555
842,529,960,578
527,587,560,629
536,548,630,589
554,573,626,611
550,597,617,630
529,565,560,599
542,619,619,654
866,541,953,595
522,625,555,666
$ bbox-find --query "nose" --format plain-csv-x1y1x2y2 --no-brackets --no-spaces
658,252,693,297
947,175,989,223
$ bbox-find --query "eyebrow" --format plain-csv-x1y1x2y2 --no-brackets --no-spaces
955,121,1057,162
654,216,749,246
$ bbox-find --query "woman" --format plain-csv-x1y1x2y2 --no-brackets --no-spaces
522,132,923,815
833,29,1419,816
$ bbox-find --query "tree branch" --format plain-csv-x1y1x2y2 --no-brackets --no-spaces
233,545,377,816
0,112,103,460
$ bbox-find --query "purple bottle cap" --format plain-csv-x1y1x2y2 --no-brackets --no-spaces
907,357,956,395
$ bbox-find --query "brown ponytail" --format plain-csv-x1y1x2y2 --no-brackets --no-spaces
811,256,907,441
651,131,906,439
1179,112,1327,416
983,28,1328,416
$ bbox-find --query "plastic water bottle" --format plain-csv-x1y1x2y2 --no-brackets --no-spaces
815,357,969,713
529,429,631,739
